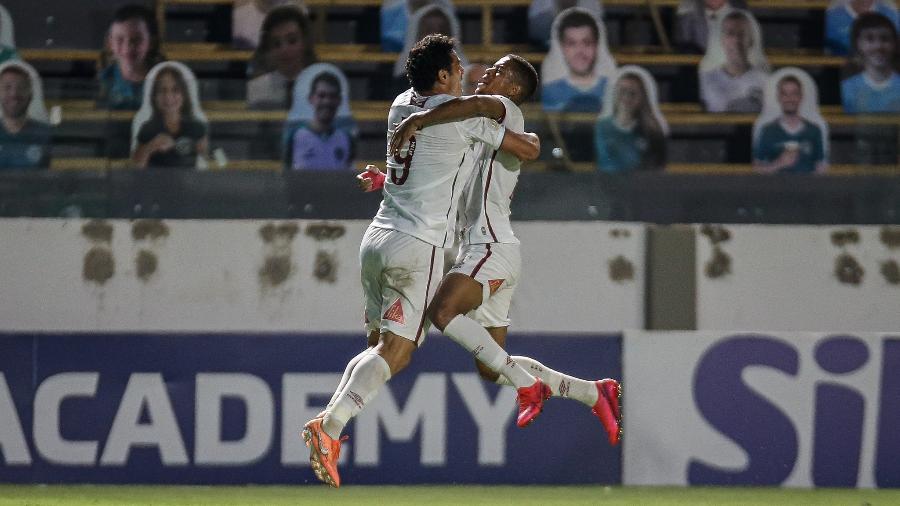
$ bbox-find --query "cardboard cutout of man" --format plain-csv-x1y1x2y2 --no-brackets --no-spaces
0,60,50,169
285,63,357,170
541,7,616,112
699,9,769,112
753,68,829,174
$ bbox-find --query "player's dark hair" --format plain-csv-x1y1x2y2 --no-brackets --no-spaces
310,72,341,96
556,10,599,43
406,34,457,93
503,54,539,104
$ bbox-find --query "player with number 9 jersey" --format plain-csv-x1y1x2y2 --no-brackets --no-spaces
371,88,507,249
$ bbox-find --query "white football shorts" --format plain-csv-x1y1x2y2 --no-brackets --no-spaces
359,226,443,344
449,242,521,328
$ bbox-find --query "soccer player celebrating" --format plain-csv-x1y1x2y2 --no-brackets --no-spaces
387,56,622,448
302,35,546,488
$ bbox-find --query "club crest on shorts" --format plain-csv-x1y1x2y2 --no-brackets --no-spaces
383,298,405,324
488,279,505,295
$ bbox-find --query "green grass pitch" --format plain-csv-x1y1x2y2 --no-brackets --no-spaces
1,485,898,506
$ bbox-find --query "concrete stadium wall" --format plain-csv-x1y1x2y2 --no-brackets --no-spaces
0,218,645,333
695,224,900,332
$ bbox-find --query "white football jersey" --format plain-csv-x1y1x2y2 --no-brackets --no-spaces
371,88,507,248
459,96,523,246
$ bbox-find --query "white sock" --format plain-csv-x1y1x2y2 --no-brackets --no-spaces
495,356,599,407
322,352,392,439
444,314,535,389
325,347,373,411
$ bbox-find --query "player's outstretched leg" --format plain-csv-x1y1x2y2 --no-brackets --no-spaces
302,418,348,488
429,274,551,428
442,313,550,427
592,378,622,446
317,330,380,419
304,347,392,487
495,356,622,445
516,378,552,427
304,332,412,486
318,346,375,419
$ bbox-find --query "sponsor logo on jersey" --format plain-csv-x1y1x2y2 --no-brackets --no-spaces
347,390,364,409
488,279,504,295
558,380,570,398
383,298,405,324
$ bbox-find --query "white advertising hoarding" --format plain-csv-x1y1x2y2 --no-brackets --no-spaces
624,330,900,488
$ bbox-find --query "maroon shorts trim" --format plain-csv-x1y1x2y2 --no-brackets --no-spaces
414,246,437,344
469,244,493,278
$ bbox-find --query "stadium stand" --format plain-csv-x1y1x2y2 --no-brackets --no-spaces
4,0,898,175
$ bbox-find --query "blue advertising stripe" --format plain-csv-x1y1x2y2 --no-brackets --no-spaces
0,335,37,483
0,332,622,485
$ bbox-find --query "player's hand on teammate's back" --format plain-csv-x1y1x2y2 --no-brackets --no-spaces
389,112,426,159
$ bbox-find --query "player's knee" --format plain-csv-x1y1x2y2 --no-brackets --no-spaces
390,349,413,373
366,329,380,348
427,301,459,332
475,361,499,383
376,333,416,374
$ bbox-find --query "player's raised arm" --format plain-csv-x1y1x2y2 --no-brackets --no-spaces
388,95,506,157
389,95,540,162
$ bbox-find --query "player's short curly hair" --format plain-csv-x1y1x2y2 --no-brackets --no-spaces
405,34,457,93
504,54,539,104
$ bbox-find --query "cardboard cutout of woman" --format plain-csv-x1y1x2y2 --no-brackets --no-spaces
132,62,209,170
232,0,308,49
594,66,668,173
381,0,455,52
284,63,356,170
753,68,829,174
699,9,769,112
841,12,900,112
247,5,316,110
392,4,468,80
528,0,603,49
541,7,616,113
0,60,50,169
0,3,18,64
675,0,747,54
826,0,899,55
